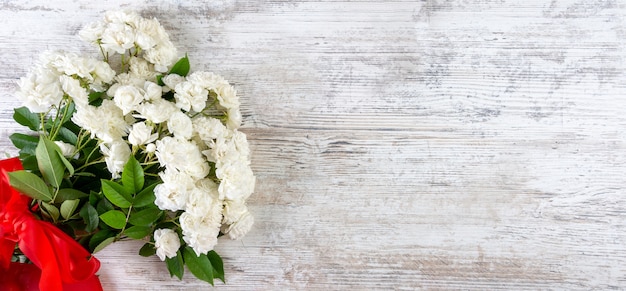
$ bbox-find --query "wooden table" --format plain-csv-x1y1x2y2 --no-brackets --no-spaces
0,1,624,290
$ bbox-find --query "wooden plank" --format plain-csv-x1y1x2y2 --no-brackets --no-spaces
0,0,625,289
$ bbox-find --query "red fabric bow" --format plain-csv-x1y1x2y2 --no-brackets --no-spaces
0,158,102,291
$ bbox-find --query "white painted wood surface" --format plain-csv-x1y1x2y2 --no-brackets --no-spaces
0,0,625,289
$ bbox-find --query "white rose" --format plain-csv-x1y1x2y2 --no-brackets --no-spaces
72,101,129,144
143,81,162,101
136,99,177,124
217,162,255,201
226,107,242,129
113,85,144,115
79,20,105,44
16,67,63,113
154,229,181,261
222,200,248,225
185,184,219,216
59,75,89,109
180,211,221,256
162,74,185,90
54,141,77,159
215,83,239,110
128,122,158,146
153,169,195,211
104,10,141,26
92,61,116,84
144,40,178,72
135,18,164,50
100,23,135,55
186,71,228,89
224,211,254,240
167,111,193,139
100,140,131,179
155,137,208,178
129,57,156,81
173,81,208,112
192,116,226,141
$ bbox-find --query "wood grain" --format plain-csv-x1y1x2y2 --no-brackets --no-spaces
1,0,625,289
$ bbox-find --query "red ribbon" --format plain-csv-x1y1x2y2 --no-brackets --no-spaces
0,157,102,291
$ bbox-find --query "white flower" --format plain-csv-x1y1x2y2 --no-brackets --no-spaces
79,21,105,44
223,211,254,240
186,71,228,90
113,85,144,114
72,100,129,143
104,10,141,26
216,162,256,201
129,57,156,81
100,22,135,54
59,75,89,108
179,210,222,256
154,229,180,261
226,107,242,129
143,81,162,101
100,139,131,179
92,61,116,85
192,116,226,141
231,130,251,159
162,74,185,91
155,137,209,179
173,81,208,112
153,169,195,211
128,122,158,146
54,141,77,159
215,83,239,110
222,200,248,225
167,111,193,139
185,179,219,216
144,40,178,72
135,99,178,124
135,17,167,50
16,67,63,113
146,143,156,153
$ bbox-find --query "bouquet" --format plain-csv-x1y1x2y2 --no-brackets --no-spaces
0,10,255,290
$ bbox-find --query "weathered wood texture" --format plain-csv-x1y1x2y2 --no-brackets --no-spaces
1,0,625,290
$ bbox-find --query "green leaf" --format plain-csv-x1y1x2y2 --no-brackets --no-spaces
96,197,114,214
123,225,152,239
88,229,114,251
13,107,40,131
8,171,52,202
79,203,99,232
133,183,157,208
99,210,127,229
57,127,78,145
36,137,66,188
169,55,190,76
20,155,38,172
93,237,115,254
88,91,104,106
101,180,132,208
207,251,225,283
60,199,80,220
122,156,144,194
156,74,165,86
166,251,184,280
9,133,38,153
56,150,74,176
128,208,162,226
59,102,76,125
183,247,214,285
139,242,156,257
54,188,88,203
41,202,60,222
